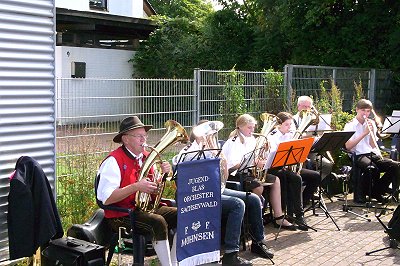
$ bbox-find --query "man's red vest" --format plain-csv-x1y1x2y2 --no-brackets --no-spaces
103,146,153,218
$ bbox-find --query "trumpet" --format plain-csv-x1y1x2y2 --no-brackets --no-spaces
363,115,383,159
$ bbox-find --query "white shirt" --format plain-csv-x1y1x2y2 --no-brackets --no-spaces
176,140,216,163
221,132,256,172
97,148,144,204
265,129,295,170
291,113,301,131
343,117,379,156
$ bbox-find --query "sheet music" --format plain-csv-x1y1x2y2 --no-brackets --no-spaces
235,150,256,175
382,116,400,133
264,150,275,171
392,110,400,117
306,114,332,132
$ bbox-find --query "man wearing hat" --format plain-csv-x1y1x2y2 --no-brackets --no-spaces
97,116,177,266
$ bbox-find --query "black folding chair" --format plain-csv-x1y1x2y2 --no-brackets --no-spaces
94,174,147,266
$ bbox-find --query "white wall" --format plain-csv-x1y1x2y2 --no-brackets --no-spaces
56,46,136,78
55,0,88,11
55,0,143,18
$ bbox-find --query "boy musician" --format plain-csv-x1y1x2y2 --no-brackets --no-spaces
344,99,400,203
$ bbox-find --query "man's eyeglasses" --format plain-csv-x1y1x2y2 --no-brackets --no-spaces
125,134,148,139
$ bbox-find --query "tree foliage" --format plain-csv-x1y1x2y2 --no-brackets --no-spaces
133,0,400,78
149,0,213,21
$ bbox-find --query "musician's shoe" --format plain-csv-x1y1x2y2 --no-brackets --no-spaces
222,252,252,265
250,240,274,259
371,193,389,204
295,216,309,231
272,216,297,231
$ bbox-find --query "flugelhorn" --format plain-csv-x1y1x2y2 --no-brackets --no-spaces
135,120,188,213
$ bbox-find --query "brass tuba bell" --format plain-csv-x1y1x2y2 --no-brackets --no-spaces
135,120,188,213
293,108,319,139
192,120,228,192
252,113,278,182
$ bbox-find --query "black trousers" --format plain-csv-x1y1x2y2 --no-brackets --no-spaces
299,168,320,204
107,206,177,241
355,153,400,197
268,168,303,217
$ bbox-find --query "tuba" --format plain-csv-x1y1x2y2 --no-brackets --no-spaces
252,113,278,182
135,120,188,213
293,108,319,139
192,120,228,193
290,108,319,173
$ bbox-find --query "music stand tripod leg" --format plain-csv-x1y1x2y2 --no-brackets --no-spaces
341,172,372,222
365,240,399,256
309,154,340,230
366,213,400,255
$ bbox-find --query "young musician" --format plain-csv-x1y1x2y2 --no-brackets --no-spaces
97,116,177,266
175,121,253,265
222,114,295,230
344,99,400,202
267,112,320,231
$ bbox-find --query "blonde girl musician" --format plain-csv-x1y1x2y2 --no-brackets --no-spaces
222,114,296,231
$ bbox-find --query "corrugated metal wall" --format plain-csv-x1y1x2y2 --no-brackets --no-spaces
0,0,55,262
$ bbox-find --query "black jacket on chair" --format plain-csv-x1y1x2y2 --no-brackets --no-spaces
7,156,64,260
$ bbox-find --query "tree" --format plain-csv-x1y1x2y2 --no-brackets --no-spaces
149,0,213,21
255,0,400,70
134,0,400,78
132,17,203,78
201,9,254,70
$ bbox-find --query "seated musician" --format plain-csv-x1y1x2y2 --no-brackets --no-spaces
175,120,253,265
96,116,177,266
222,114,295,232
292,95,334,180
267,112,320,231
344,99,400,203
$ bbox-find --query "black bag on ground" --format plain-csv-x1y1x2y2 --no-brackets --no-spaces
66,209,113,247
41,237,105,266
388,206,400,241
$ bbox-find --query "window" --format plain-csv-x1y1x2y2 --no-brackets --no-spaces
90,0,107,11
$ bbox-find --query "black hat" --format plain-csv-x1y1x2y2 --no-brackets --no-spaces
113,116,152,143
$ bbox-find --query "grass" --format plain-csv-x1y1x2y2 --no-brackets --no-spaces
56,148,178,232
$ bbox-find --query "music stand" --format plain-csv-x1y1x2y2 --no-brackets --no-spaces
270,138,317,239
382,116,400,134
172,148,222,180
306,114,333,134
309,131,355,230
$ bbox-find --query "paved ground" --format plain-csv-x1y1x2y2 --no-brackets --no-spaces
115,194,400,266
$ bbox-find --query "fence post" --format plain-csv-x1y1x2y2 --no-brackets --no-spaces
194,68,200,125
332,68,337,85
284,64,293,111
369,69,376,105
